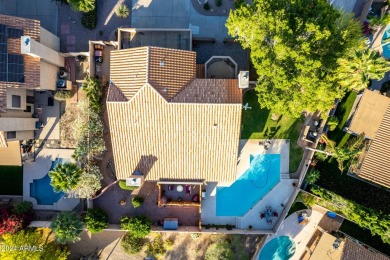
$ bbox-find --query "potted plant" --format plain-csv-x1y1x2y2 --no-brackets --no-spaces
248,225,253,230
119,198,126,206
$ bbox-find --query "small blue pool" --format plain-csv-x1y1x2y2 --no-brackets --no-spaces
382,25,390,59
259,236,296,260
216,154,280,216
30,158,66,205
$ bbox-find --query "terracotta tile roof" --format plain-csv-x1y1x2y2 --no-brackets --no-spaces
107,83,128,102
358,105,390,188
349,90,390,139
107,83,241,182
171,79,242,104
0,131,7,148
110,47,196,101
196,64,205,78
342,238,389,260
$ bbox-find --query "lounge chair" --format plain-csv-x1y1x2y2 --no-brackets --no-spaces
273,212,279,217
260,213,265,219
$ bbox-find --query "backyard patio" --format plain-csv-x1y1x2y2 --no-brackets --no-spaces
94,181,200,226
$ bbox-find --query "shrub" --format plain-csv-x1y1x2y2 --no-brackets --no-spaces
327,116,339,131
305,169,320,185
146,234,173,258
132,196,144,208
68,165,102,198
205,240,234,260
121,233,145,254
68,0,95,12
54,91,73,101
12,201,32,215
81,7,97,30
119,181,138,190
203,2,210,10
190,233,200,240
0,208,23,236
215,0,222,7
116,4,130,18
120,215,151,238
234,0,246,9
82,77,102,112
84,208,109,234
51,211,83,244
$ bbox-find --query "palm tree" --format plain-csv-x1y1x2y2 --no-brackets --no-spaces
116,4,130,18
338,48,390,91
67,0,95,13
49,162,83,193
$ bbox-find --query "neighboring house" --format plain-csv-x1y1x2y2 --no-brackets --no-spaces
107,46,242,183
348,89,390,189
0,14,65,165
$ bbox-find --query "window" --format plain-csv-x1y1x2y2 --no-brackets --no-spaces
11,95,21,108
6,131,16,139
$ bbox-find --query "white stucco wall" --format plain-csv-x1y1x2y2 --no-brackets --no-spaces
6,87,26,110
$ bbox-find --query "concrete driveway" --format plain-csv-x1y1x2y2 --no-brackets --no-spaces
0,0,58,35
132,0,229,41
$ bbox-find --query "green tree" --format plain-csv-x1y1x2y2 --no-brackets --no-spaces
321,134,364,172
338,48,390,91
226,1,362,117
327,116,339,131
120,215,151,238
305,169,320,185
0,230,69,260
67,0,95,12
68,165,102,198
116,4,130,18
51,211,83,244
146,233,173,259
84,208,109,234
49,162,83,193
205,240,234,260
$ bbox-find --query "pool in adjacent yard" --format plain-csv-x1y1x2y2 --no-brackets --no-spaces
382,25,390,59
30,158,65,205
259,236,296,260
216,154,280,216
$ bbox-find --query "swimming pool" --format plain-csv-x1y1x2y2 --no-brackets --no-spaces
30,158,65,205
259,236,296,260
216,154,280,216
382,25,390,59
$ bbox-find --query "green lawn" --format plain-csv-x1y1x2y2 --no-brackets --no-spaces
340,220,390,256
241,90,304,172
286,202,307,217
328,91,357,145
0,166,23,195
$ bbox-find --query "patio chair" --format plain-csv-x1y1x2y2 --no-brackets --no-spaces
273,212,279,217
260,213,265,219
186,185,191,194
168,185,174,191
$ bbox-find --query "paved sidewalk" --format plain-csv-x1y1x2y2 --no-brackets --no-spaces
0,0,58,34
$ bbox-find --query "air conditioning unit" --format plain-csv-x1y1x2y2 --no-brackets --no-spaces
238,71,249,88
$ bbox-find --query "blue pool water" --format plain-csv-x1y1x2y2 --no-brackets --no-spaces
30,158,65,205
259,236,296,260
382,26,390,59
216,154,280,216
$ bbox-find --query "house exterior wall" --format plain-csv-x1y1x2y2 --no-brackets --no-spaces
6,88,26,110
39,60,58,90
0,117,38,132
39,27,60,51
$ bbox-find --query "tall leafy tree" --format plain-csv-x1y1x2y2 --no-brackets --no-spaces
49,162,83,193
67,0,95,13
338,48,390,91
68,165,102,198
227,0,363,117
51,211,83,244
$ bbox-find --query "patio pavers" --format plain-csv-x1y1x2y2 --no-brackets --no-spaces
94,181,200,226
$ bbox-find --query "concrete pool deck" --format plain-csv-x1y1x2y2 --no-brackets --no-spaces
259,209,324,260
201,139,294,230
23,148,80,210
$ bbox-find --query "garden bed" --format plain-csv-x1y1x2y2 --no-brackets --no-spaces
340,220,390,256
0,166,23,195
241,90,304,172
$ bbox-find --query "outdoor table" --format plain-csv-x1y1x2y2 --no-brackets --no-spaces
177,185,184,192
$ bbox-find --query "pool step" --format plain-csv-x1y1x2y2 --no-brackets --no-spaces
235,217,242,229
281,174,290,179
